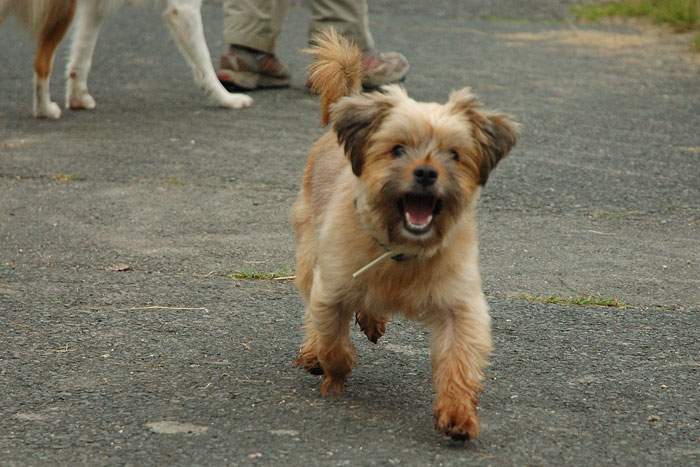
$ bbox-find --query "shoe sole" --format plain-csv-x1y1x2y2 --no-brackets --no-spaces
218,70,290,92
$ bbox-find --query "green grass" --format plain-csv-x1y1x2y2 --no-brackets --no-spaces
573,0,700,31
226,270,295,281
518,293,627,308
694,31,700,48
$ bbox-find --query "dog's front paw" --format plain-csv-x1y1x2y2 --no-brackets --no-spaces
34,101,61,120
293,349,323,375
355,312,387,344
320,374,346,397
434,398,480,441
219,93,253,109
68,93,96,110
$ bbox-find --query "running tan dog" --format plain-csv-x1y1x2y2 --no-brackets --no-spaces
292,30,517,441
0,0,251,119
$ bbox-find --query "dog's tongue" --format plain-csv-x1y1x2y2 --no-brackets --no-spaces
404,196,434,227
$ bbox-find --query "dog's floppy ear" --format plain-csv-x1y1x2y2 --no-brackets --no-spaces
448,88,518,185
331,92,394,176
476,113,518,185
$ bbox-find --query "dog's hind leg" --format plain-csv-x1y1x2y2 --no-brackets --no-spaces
66,0,112,110
161,0,251,109
33,0,77,119
355,311,388,344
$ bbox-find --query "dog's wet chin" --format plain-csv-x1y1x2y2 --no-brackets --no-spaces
398,193,443,239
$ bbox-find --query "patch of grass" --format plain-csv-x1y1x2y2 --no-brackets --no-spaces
573,0,700,31
50,173,84,183
519,293,627,308
163,176,185,187
694,31,700,48
226,270,295,281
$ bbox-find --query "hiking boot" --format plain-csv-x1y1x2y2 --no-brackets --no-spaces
217,45,291,91
361,50,410,88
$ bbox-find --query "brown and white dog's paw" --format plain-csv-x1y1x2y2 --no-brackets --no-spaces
34,101,61,119
355,312,387,344
218,93,253,109
434,398,480,441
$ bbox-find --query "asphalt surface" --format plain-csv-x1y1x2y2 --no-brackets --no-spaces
1,1,699,465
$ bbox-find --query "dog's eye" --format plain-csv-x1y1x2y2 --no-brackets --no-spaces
450,149,460,161
391,145,406,158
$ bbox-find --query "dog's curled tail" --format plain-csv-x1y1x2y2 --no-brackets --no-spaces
306,28,363,126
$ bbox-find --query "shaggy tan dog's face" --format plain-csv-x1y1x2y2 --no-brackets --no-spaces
332,86,517,250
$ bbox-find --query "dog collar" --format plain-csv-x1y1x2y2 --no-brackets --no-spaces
351,240,415,279
352,199,415,278
373,238,415,262
390,253,411,262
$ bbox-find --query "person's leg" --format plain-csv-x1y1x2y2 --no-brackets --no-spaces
309,0,374,51
309,0,408,88
222,0,288,53
219,0,291,90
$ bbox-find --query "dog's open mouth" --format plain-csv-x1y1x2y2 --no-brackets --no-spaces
399,194,442,235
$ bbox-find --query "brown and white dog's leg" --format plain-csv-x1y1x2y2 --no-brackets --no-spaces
66,0,110,110
34,0,77,119
430,299,492,440
0,2,11,26
161,0,251,109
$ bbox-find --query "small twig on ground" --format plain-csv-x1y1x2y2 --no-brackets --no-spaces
112,306,209,312
192,271,216,278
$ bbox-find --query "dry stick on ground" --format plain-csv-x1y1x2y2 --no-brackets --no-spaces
112,306,209,312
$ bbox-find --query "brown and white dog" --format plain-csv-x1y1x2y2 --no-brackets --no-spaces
0,0,251,119
292,30,518,441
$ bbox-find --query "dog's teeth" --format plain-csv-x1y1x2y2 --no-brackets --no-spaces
405,211,433,229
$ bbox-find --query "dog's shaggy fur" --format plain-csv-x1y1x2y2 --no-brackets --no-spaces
0,0,251,119
292,29,518,441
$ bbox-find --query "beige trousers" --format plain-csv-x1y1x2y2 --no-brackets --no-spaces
223,0,375,53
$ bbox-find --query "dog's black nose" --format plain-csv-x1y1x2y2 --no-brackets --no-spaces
413,165,438,186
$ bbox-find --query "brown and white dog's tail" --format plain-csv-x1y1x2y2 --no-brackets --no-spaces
306,28,363,126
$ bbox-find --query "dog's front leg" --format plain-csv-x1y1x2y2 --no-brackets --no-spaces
430,301,492,440
314,302,355,396
161,0,252,109
293,306,323,375
303,278,355,396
